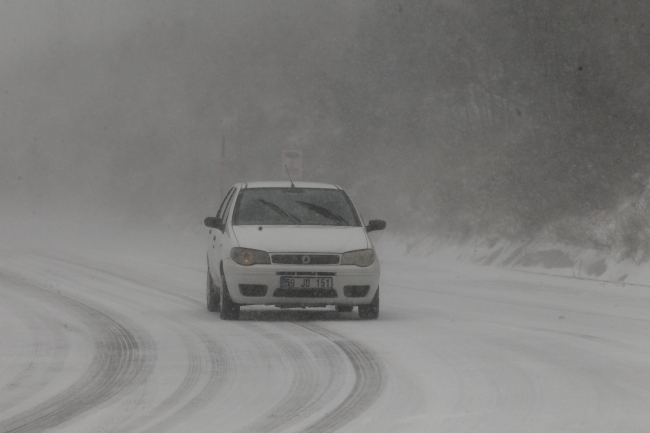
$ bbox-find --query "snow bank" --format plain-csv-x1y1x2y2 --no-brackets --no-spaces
373,232,650,288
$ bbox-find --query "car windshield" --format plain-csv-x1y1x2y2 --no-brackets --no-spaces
233,188,361,226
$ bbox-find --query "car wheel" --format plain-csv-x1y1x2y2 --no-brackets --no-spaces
358,288,379,320
219,271,240,320
335,305,354,313
206,269,220,312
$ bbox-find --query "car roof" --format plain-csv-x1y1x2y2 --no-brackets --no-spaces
238,181,340,190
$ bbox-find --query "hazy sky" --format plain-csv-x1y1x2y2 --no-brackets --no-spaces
0,0,369,224
0,1,144,62
3,0,648,242
0,1,277,68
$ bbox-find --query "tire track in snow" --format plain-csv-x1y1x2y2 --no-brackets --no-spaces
0,272,155,433
34,254,201,308
235,322,349,433
140,332,231,432
2,254,387,433
235,320,386,433
0,291,69,415
21,255,233,433
296,323,386,433
114,331,232,433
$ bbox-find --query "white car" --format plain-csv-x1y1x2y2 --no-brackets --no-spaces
204,181,386,320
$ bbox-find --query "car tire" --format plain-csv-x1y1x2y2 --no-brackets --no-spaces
206,269,220,312
335,305,354,313
358,288,379,320
219,271,240,320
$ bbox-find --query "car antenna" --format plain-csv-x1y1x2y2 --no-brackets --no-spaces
285,165,295,188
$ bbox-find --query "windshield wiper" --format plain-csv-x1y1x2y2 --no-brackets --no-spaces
295,201,349,225
258,199,301,224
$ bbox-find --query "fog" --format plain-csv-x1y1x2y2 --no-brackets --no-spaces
1,1,366,229
2,0,650,248
3,4,650,431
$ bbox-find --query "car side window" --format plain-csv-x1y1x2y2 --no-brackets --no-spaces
216,188,236,220
221,188,238,223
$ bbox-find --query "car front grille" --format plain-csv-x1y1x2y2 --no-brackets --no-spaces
273,288,338,298
271,254,340,265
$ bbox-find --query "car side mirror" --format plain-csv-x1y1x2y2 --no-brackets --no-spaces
366,219,386,233
204,216,223,230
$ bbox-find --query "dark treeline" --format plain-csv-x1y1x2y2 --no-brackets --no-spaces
333,0,650,239
2,0,650,244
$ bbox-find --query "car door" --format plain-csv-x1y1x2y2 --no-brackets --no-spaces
216,186,241,280
208,187,236,280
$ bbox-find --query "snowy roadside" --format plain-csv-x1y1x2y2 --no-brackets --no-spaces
373,232,650,289
3,212,649,290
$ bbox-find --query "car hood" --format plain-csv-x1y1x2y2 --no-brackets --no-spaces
231,225,369,253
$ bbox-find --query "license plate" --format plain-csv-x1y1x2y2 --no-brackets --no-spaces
280,276,333,289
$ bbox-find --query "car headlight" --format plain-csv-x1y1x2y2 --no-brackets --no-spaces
340,249,375,267
230,247,271,266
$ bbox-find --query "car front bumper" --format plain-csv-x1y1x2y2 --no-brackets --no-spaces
222,258,380,306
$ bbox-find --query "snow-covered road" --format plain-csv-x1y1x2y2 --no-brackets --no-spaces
1,247,649,432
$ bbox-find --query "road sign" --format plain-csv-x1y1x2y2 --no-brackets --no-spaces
281,149,304,180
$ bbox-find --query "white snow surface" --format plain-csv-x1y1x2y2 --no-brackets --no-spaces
1,223,650,432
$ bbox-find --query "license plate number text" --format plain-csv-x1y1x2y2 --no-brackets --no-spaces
280,277,333,289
